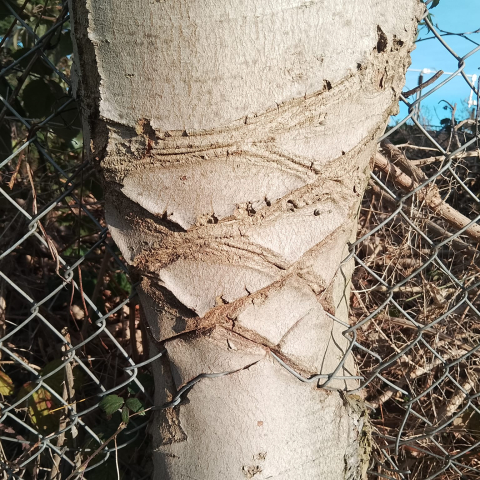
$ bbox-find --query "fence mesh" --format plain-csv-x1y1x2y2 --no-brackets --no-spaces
0,0,479,479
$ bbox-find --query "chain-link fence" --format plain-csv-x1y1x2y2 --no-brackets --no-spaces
0,2,153,478
0,0,479,478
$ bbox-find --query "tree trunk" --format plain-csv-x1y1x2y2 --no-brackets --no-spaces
69,1,423,478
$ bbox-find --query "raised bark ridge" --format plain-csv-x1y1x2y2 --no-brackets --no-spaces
69,1,423,478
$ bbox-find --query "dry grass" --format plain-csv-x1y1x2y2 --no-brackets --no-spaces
353,122,480,480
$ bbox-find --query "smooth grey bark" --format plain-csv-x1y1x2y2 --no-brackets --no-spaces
69,1,423,478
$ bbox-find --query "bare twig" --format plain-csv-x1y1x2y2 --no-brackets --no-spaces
370,348,470,409
65,422,127,480
367,180,477,256
49,328,80,479
7,150,25,190
376,142,480,242
0,0,30,52
0,280,5,362
129,299,139,363
407,152,480,166
79,266,93,338
435,376,475,426
402,70,443,98
87,244,111,320
393,144,441,152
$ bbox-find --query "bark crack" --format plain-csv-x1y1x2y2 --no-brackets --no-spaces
159,359,262,410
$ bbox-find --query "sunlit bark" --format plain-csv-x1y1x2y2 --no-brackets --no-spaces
70,1,423,478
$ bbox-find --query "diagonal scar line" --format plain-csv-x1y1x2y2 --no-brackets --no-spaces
156,359,262,410
270,352,363,388
155,350,365,412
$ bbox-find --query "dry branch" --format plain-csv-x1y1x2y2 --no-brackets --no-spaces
410,151,480,166
402,70,444,98
367,181,477,256
375,141,480,242
436,376,475,426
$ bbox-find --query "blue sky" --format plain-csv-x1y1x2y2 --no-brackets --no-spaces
391,0,480,127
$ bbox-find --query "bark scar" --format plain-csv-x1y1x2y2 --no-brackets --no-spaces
160,359,262,410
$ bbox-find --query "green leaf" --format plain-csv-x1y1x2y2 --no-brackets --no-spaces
125,397,144,414
0,372,14,396
430,0,440,8
39,359,66,395
22,79,60,119
17,383,61,434
127,373,154,395
121,406,130,424
109,272,132,296
50,31,73,65
39,359,85,396
51,99,82,142
99,395,124,415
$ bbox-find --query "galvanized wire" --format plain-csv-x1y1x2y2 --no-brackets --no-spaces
0,1,479,479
